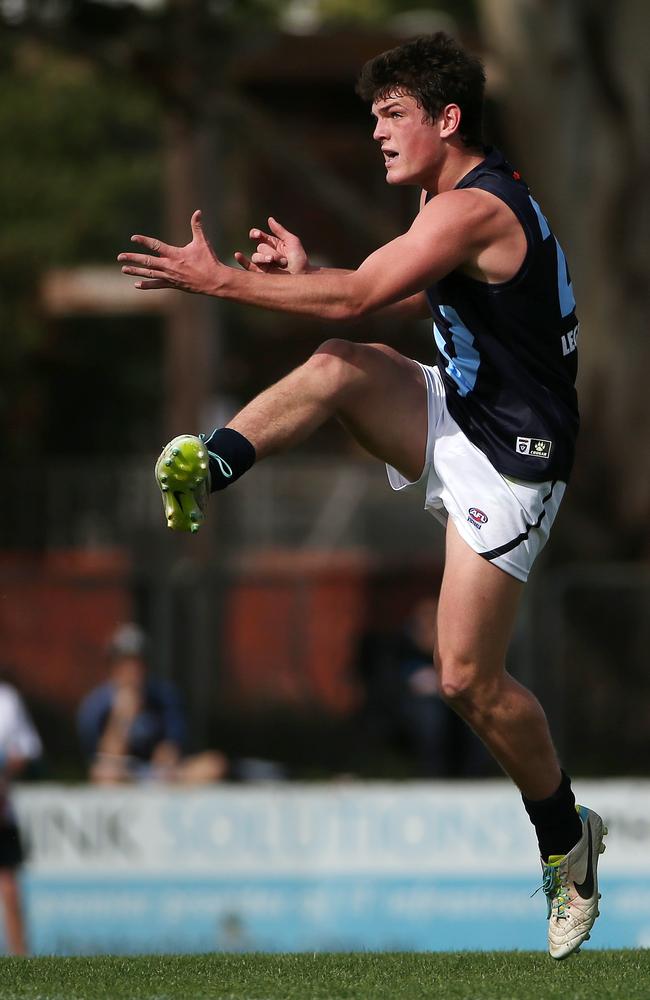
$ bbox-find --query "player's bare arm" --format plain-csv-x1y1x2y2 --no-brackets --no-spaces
118,187,513,321
234,217,431,320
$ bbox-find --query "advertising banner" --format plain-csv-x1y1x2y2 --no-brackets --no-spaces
12,780,650,954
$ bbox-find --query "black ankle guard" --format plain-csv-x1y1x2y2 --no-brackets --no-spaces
202,427,256,492
522,770,583,860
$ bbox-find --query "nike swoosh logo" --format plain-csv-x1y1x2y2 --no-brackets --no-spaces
575,823,595,899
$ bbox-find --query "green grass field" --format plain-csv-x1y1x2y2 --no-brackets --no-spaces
0,951,648,1000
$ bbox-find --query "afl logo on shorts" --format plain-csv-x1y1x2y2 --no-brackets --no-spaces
468,507,488,529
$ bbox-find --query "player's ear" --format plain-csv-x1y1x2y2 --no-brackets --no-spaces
439,103,462,139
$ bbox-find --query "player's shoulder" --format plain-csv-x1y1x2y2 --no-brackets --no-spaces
416,186,507,233
422,184,510,211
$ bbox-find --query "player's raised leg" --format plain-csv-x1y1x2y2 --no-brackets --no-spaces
435,520,605,958
155,338,428,531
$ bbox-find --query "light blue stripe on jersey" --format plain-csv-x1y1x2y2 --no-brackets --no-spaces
529,195,551,240
555,238,576,317
529,195,575,318
433,305,481,397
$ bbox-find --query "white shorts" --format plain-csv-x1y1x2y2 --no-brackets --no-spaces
386,364,566,582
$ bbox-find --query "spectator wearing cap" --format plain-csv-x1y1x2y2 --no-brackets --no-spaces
77,624,227,784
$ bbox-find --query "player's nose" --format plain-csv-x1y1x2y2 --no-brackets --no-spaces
372,118,388,142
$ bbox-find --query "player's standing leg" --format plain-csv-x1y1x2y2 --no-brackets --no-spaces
435,521,606,959
435,521,559,797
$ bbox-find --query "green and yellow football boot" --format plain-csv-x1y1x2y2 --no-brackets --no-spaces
154,435,211,533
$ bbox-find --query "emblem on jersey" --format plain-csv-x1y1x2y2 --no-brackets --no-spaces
516,437,552,459
467,507,488,529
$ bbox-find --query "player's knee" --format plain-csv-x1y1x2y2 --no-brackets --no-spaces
438,667,476,706
437,656,493,710
313,338,396,371
307,339,398,410
312,337,362,364
309,339,367,394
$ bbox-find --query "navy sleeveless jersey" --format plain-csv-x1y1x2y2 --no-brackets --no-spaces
425,147,579,482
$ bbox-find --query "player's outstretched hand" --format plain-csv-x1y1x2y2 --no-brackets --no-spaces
118,210,222,292
234,217,310,275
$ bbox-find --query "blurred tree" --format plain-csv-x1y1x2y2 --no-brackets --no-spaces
0,0,481,463
275,0,475,28
0,34,162,458
478,0,650,560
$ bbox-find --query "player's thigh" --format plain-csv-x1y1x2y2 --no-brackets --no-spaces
436,518,524,688
323,340,428,482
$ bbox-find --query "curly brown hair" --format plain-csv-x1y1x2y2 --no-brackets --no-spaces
356,33,485,149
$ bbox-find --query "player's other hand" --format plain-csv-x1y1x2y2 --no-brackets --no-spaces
234,217,310,275
118,209,222,292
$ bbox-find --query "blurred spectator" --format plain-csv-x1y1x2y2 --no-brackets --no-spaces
0,669,43,954
77,624,227,784
355,598,491,778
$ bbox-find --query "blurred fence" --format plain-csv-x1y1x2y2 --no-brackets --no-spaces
528,562,650,774
0,457,647,777
2,456,438,554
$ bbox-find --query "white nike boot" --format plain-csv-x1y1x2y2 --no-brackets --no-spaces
541,805,607,960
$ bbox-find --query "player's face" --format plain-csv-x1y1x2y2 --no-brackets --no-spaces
371,91,441,187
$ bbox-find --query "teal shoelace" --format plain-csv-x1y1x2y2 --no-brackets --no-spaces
532,864,570,920
199,433,232,479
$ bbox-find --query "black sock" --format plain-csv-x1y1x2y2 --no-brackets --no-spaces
522,770,584,862
202,427,256,492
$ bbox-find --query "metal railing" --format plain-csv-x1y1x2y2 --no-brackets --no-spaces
12,456,440,555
